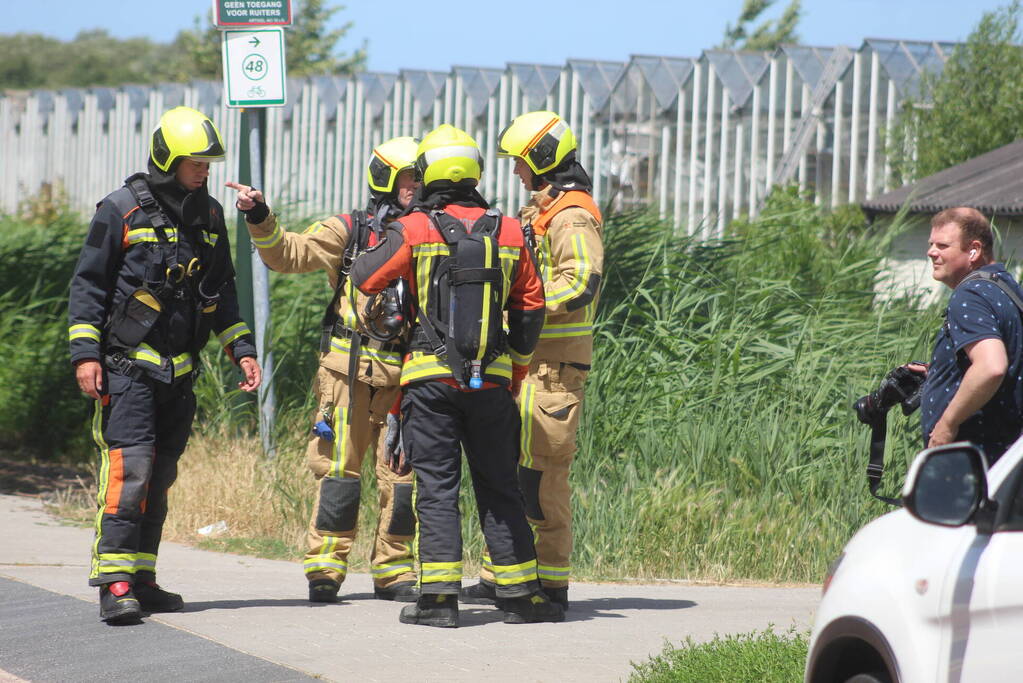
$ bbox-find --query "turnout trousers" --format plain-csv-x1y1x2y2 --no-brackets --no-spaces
89,368,195,586
480,360,586,589
402,381,540,598
304,366,416,588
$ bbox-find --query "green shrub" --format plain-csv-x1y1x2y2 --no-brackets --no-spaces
630,627,809,683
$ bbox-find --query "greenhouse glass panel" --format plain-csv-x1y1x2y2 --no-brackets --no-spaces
567,59,625,112
453,66,503,117
782,45,835,89
359,73,398,117
705,50,769,108
311,75,348,121
401,70,447,117
509,63,562,109
634,55,695,111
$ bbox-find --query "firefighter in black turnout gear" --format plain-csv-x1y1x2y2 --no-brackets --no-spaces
68,107,261,624
351,125,563,628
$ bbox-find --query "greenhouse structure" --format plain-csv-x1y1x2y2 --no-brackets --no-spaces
0,38,956,234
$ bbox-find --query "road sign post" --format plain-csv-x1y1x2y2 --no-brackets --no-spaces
222,29,287,107
217,4,290,457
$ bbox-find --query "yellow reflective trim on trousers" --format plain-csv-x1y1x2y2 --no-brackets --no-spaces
538,564,571,579
329,335,403,366
546,234,590,305
125,227,178,245
304,536,349,575
217,321,251,347
519,383,536,468
90,397,110,580
412,477,421,590
135,554,157,572
329,404,349,477
421,561,463,584
491,559,538,585
371,560,414,579
252,225,283,248
539,322,593,339
95,554,138,572
482,551,493,571
69,323,101,342
508,346,532,366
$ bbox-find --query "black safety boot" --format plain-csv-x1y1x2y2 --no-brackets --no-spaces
99,581,142,624
399,593,459,628
134,580,184,613
459,580,498,605
374,580,420,602
309,578,340,603
543,586,569,611
502,591,565,624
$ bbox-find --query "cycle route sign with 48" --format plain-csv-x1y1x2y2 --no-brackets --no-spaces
222,28,287,107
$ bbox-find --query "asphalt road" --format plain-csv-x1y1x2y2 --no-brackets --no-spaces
0,494,820,682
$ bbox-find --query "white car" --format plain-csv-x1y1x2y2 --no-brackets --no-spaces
805,439,1023,683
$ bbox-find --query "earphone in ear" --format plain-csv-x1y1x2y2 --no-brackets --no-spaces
970,249,977,258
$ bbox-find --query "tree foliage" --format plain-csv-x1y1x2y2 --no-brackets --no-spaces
720,0,802,51
0,1,364,89
171,0,365,80
889,1,1023,183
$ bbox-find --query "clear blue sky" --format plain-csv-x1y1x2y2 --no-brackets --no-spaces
5,0,1010,73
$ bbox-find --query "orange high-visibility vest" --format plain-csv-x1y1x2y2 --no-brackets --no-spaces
531,191,602,237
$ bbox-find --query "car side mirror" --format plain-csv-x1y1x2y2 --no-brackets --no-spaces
902,442,990,527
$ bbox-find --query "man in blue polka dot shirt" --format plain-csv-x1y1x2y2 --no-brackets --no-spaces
914,207,1023,464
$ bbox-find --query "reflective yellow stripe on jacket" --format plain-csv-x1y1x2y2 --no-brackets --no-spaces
128,343,193,378
330,335,403,367
400,351,513,386
69,323,101,342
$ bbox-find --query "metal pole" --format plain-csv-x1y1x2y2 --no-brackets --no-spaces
246,107,276,457
849,52,863,203
866,51,880,199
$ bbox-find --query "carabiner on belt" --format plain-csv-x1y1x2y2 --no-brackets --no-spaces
166,258,202,284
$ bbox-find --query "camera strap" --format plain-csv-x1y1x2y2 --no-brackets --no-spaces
866,414,902,507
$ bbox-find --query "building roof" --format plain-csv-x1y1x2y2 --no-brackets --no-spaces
861,138,1023,218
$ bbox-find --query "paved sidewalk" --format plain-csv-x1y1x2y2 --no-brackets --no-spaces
0,494,819,682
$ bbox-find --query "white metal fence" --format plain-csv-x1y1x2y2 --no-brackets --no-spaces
0,38,952,231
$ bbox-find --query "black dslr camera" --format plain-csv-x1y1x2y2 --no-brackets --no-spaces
853,364,926,505
854,365,925,427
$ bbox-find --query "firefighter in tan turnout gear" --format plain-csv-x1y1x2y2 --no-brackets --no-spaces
462,111,603,610
228,137,420,603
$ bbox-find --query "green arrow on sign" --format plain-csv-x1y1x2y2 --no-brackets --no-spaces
249,36,261,47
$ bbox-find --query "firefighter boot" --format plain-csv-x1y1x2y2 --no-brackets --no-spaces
459,580,498,605
544,586,569,610
374,580,420,602
399,593,459,628
99,581,142,624
134,580,184,613
502,591,565,624
309,578,340,603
